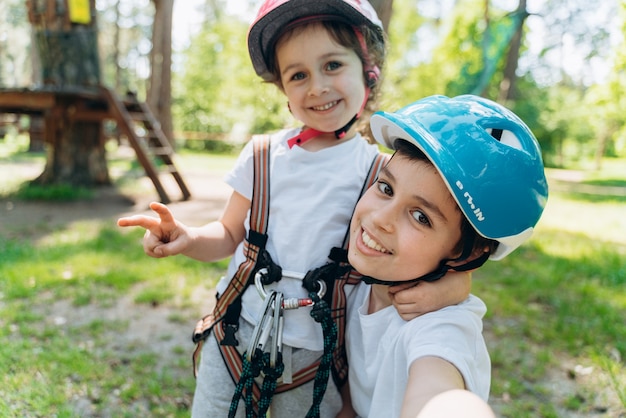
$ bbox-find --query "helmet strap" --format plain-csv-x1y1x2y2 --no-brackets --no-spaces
360,235,491,287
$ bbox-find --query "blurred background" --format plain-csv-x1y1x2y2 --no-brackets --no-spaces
0,1,624,417
1,0,624,168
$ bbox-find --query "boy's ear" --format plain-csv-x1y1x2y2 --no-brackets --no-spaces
446,246,490,272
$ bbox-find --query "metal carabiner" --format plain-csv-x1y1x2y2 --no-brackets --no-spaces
269,292,284,368
254,268,326,310
246,289,277,362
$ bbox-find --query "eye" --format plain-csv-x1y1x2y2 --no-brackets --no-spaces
376,180,392,196
325,61,342,71
411,209,431,226
290,71,306,81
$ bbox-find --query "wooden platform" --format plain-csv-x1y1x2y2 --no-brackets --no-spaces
0,87,190,203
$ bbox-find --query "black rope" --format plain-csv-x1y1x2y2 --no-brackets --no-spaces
229,349,262,418
257,352,285,416
305,291,337,418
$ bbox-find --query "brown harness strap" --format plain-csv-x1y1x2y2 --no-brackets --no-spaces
191,136,390,407
192,135,272,377
328,152,390,386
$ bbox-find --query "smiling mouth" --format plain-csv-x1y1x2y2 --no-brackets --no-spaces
361,229,390,253
311,100,339,111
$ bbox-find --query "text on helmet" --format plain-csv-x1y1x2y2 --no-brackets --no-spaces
455,180,485,222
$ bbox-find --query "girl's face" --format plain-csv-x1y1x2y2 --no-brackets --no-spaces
276,22,367,136
349,153,464,282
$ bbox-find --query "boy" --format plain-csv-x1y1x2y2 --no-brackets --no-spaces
346,94,549,417
118,2,471,416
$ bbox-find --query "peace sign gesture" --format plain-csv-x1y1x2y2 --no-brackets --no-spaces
117,202,191,258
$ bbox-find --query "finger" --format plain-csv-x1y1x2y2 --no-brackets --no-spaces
153,239,187,257
143,231,170,257
388,281,420,295
117,215,160,230
145,232,188,257
149,202,177,228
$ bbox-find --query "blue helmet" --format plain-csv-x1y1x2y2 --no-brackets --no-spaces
370,94,548,260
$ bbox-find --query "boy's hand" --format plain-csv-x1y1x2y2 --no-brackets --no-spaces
117,202,190,258
388,271,472,321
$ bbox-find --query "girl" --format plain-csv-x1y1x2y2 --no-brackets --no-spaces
118,1,471,416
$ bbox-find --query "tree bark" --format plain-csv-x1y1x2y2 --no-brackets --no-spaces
497,0,527,102
147,0,174,145
27,0,110,186
35,110,109,186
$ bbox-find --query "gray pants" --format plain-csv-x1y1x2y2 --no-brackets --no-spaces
191,319,343,418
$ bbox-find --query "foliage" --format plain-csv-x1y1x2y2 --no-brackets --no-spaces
535,82,595,167
2,0,624,167
381,0,429,107
384,0,520,102
382,0,624,168
582,1,626,160
176,138,239,154
97,0,155,95
0,0,32,86
172,9,291,140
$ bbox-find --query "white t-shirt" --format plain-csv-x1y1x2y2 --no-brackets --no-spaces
346,283,491,418
217,128,380,351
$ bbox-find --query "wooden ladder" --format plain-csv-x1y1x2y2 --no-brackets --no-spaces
101,87,191,203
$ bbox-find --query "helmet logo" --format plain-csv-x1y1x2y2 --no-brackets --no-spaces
455,181,485,222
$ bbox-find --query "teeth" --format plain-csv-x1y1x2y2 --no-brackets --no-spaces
362,230,389,253
312,101,337,111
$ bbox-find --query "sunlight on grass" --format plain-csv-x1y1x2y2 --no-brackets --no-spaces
537,194,626,248
0,132,30,158
475,183,626,416
1,149,624,416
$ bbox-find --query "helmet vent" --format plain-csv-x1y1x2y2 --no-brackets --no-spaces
487,128,523,151
490,128,503,140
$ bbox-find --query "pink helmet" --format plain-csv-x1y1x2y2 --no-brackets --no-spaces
248,0,384,82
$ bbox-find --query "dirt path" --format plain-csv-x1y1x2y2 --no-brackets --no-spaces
0,155,232,239
0,154,232,414
2,154,624,417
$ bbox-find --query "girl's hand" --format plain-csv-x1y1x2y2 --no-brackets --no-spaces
117,202,192,258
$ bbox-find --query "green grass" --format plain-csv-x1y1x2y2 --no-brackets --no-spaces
1,134,625,416
0,218,229,416
473,170,626,416
13,182,94,201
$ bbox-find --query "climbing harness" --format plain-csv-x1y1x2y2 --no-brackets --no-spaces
230,285,284,418
228,270,327,417
254,269,327,310
192,134,390,417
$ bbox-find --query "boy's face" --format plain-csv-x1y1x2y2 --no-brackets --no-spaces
275,22,366,137
349,153,464,282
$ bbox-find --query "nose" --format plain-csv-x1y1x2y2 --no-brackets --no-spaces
307,73,329,97
370,200,396,233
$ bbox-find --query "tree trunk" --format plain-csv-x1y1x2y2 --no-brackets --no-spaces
368,0,394,32
113,0,122,92
27,0,110,187
497,0,527,102
35,115,109,186
147,0,174,145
